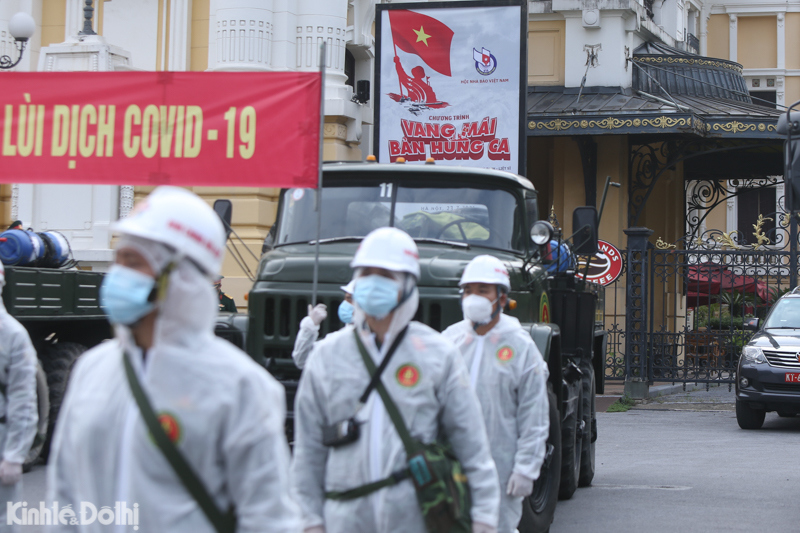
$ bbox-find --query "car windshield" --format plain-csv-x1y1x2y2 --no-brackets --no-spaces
277,183,523,251
764,298,800,328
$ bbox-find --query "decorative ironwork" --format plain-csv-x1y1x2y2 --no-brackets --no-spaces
629,138,783,229
548,205,561,232
684,178,785,246
624,228,653,380
646,246,799,384
79,0,97,36
752,215,772,249
633,56,743,74
529,116,691,132
655,238,675,249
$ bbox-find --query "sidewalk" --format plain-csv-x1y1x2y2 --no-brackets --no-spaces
598,380,712,412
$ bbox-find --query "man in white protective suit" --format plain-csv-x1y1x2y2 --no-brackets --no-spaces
291,227,501,533
47,186,301,532
0,261,38,532
292,281,355,369
442,255,549,533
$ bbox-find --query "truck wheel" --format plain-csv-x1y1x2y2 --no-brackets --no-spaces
40,342,86,461
578,368,596,487
518,389,561,533
23,363,49,472
735,399,765,430
558,384,583,500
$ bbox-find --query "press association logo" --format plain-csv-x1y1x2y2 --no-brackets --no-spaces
473,47,497,76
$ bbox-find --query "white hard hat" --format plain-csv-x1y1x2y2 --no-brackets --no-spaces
112,186,226,277
459,255,510,291
340,280,356,294
350,227,420,279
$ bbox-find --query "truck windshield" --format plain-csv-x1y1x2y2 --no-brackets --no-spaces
277,183,522,251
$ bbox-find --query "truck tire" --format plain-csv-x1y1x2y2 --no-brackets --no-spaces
578,367,596,487
23,363,49,472
558,384,583,500
518,389,561,533
40,342,86,461
735,399,765,430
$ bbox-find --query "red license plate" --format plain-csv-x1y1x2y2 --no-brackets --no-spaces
785,373,800,383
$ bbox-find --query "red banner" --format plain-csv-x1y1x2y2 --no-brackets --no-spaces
0,71,321,187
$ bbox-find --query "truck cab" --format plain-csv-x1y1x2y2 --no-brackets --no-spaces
236,161,605,532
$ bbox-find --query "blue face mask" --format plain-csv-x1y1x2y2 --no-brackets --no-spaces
353,275,400,319
100,265,156,325
338,300,354,324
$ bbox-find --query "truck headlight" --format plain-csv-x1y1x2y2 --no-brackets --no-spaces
742,346,766,364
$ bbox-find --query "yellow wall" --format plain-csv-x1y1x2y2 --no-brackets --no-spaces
322,120,362,161
737,16,777,69
41,0,66,47
191,0,209,71
707,15,729,61
787,13,800,70
0,185,11,227
704,199,727,236
527,21,565,86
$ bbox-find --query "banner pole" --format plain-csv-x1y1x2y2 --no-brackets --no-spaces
312,42,326,307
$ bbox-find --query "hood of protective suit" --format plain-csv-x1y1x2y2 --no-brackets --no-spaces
117,258,217,355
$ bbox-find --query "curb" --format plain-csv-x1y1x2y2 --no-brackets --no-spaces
648,382,718,398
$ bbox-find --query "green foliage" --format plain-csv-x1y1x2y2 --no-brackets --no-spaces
716,290,756,317
768,286,792,303
705,315,745,330
607,394,635,413
694,303,728,329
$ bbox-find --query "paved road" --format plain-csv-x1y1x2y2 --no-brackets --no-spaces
552,388,800,533
15,386,800,532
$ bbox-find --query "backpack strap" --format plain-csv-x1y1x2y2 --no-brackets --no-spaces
122,351,235,533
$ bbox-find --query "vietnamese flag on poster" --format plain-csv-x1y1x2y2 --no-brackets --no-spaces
388,10,454,76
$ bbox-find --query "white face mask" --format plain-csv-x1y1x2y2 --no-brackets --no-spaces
461,294,497,325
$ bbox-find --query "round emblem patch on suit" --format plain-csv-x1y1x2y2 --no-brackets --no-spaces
157,412,182,444
497,346,515,362
396,364,420,387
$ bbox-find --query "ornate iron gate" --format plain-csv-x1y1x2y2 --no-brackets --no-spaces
605,218,800,385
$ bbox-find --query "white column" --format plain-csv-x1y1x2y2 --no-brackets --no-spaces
270,0,297,70
729,14,737,63
776,77,785,107
208,0,275,71
296,0,349,100
699,9,708,56
167,0,192,71
65,0,83,40
777,13,785,70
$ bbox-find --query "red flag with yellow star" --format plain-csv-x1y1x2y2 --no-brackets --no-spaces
388,10,454,76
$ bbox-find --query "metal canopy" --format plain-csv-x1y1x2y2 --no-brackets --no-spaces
527,42,782,139
527,87,782,138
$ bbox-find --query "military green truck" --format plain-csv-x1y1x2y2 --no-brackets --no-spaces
2,266,110,467
216,161,606,532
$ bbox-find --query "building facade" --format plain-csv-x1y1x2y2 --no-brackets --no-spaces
0,0,796,310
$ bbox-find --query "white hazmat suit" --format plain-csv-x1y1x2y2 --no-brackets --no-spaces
0,271,38,532
291,288,501,532
48,260,302,532
443,313,549,533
